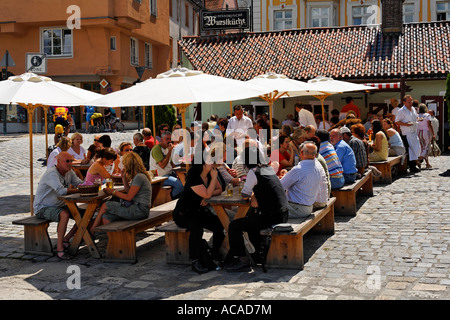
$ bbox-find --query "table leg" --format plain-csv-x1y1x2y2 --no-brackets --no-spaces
66,202,101,258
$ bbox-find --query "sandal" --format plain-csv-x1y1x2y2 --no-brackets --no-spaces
57,250,73,260
63,240,71,249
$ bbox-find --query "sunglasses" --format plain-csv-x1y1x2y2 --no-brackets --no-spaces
94,139,100,142
123,149,133,152
65,159,74,163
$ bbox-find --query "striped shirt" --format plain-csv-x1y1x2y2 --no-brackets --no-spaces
319,141,344,179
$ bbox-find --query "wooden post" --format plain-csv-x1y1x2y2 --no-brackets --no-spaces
152,105,156,137
143,106,146,129
42,105,49,159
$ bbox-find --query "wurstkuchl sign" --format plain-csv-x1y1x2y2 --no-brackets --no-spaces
200,9,250,31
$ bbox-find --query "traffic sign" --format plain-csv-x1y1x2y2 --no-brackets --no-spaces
0,50,15,67
26,53,47,74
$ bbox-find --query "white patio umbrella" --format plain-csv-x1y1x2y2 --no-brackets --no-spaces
0,72,103,214
89,67,272,168
307,76,376,129
246,72,323,136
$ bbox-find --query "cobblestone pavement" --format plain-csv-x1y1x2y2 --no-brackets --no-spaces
0,131,450,302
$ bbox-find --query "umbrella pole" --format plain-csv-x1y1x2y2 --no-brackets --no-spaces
230,101,233,118
152,106,156,138
20,103,38,216
43,105,49,159
143,106,146,129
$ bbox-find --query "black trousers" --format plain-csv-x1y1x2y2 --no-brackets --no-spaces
228,208,287,258
400,134,416,168
173,207,225,261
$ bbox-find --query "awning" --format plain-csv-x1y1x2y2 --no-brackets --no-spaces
364,82,401,89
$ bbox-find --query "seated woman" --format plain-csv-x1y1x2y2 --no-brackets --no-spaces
270,135,294,176
209,142,240,191
368,119,389,162
89,152,152,234
68,132,88,163
47,136,72,168
226,145,289,272
382,118,405,157
172,159,225,274
85,147,117,184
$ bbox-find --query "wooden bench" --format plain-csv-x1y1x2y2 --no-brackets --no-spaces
156,197,336,270
369,155,407,184
331,169,374,216
12,203,90,257
12,216,53,256
95,199,177,263
261,197,336,270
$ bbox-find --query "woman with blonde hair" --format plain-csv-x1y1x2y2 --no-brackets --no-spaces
68,132,89,163
89,152,152,234
47,136,72,168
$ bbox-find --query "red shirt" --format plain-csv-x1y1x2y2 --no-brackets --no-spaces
270,150,291,175
144,136,158,150
341,102,361,119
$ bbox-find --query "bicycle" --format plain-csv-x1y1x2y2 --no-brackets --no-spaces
108,117,125,132
88,114,105,134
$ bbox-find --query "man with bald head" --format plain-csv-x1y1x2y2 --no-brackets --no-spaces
280,142,328,218
33,152,83,260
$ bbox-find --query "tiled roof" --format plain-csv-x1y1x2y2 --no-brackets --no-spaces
180,21,450,81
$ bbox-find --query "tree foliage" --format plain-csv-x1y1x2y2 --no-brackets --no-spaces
145,105,177,134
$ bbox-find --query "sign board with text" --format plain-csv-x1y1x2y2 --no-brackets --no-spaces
200,9,250,31
26,53,47,74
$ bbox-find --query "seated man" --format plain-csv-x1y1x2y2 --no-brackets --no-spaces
150,131,183,199
329,128,358,184
280,143,328,218
340,126,367,176
316,129,345,190
142,127,158,151
33,152,83,260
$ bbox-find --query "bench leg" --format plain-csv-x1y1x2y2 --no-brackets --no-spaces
23,223,53,256
265,233,304,270
104,230,137,263
164,231,191,265
312,205,335,234
332,191,357,216
359,172,374,197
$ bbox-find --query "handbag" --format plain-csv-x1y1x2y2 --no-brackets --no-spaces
429,140,441,157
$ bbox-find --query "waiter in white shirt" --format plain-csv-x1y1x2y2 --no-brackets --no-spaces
295,103,317,128
226,105,253,149
395,95,421,173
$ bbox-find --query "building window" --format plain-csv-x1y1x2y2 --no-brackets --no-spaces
145,43,153,69
352,6,372,25
436,1,450,20
403,3,416,22
150,0,157,17
130,37,139,66
311,7,330,27
42,28,73,57
110,36,117,51
274,10,293,30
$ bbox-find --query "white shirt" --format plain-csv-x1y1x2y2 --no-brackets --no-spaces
47,147,61,169
430,116,439,140
68,146,86,160
395,105,418,135
298,109,317,128
226,115,253,141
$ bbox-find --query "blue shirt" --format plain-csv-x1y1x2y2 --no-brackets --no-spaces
280,159,322,205
333,140,357,174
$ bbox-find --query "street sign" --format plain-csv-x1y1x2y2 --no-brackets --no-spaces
135,66,145,80
200,9,250,31
26,53,47,74
100,79,109,88
0,50,15,67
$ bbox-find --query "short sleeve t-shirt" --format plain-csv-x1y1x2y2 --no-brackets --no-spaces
130,173,152,207
174,173,208,215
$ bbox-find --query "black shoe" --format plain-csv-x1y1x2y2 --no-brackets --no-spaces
409,166,421,173
439,170,450,177
225,260,252,272
191,260,209,274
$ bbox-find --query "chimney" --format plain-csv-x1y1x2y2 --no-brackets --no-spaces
381,0,405,35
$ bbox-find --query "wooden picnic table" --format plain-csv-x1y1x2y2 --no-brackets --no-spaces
58,189,112,258
72,161,91,179
204,186,250,256
172,166,187,185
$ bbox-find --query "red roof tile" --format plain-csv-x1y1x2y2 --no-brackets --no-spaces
180,22,450,81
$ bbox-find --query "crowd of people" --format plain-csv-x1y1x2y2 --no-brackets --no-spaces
33,97,443,269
